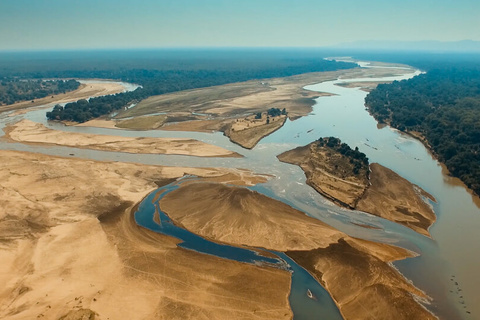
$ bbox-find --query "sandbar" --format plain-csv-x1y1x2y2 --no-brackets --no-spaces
4,119,241,158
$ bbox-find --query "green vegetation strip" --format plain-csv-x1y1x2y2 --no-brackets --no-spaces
365,66,480,195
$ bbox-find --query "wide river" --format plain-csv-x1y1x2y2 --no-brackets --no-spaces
1,63,479,319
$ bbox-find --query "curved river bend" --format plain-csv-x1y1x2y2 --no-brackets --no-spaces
1,65,479,319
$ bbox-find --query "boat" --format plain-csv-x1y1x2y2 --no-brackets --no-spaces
307,289,314,299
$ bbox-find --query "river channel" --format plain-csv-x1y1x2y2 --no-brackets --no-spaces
1,62,479,319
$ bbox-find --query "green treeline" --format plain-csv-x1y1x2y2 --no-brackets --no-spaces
365,67,480,194
46,58,355,122
0,79,79,105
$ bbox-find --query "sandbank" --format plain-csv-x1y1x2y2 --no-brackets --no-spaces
4,119,241,158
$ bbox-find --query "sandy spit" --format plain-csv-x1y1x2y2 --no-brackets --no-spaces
4,119,241,158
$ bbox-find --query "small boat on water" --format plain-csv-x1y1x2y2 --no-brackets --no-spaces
307,289,314,299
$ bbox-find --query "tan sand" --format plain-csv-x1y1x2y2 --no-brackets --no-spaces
4,119,241,158
225,114,287,149
159,181,436,320
0,150,291,320
278,141,436,236
76,118,119,129
356,163,436,236
287,241,437,320
335,81,392,92
0,81,126,114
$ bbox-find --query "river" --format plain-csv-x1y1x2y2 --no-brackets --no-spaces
1,63,478,319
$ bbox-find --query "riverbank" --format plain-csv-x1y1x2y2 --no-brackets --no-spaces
0,150,294,319
159,180,436,320
0,81,126,114
4,119,241,158
277,140,436,236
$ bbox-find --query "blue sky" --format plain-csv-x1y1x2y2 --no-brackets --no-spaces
0,0,478,50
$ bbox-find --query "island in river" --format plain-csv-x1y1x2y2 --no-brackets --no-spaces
277,137,436,237
77,65,415,149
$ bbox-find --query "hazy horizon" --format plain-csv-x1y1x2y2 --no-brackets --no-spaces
1,0,479,51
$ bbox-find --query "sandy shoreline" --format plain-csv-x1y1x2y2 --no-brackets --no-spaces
0,150,293,319
4,119,241,158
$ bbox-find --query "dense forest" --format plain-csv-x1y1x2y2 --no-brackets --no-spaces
0,79,79,105
41,50,356,122
365,66,480,194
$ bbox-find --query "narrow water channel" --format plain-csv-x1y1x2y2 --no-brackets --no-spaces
134,177,343,320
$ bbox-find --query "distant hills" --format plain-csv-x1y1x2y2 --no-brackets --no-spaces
334,40,480,53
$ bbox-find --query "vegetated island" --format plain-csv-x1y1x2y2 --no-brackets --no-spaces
365,66,480,196
42,55,357,124
74,64,415,149
3,119,241,158
277,137,436,236
159,180,436,320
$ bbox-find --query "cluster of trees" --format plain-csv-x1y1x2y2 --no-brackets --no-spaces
0,79,79,105
317,137,369,175
47,92,133,122
267,108,287,117
254,108,287,120
365,66,480,194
